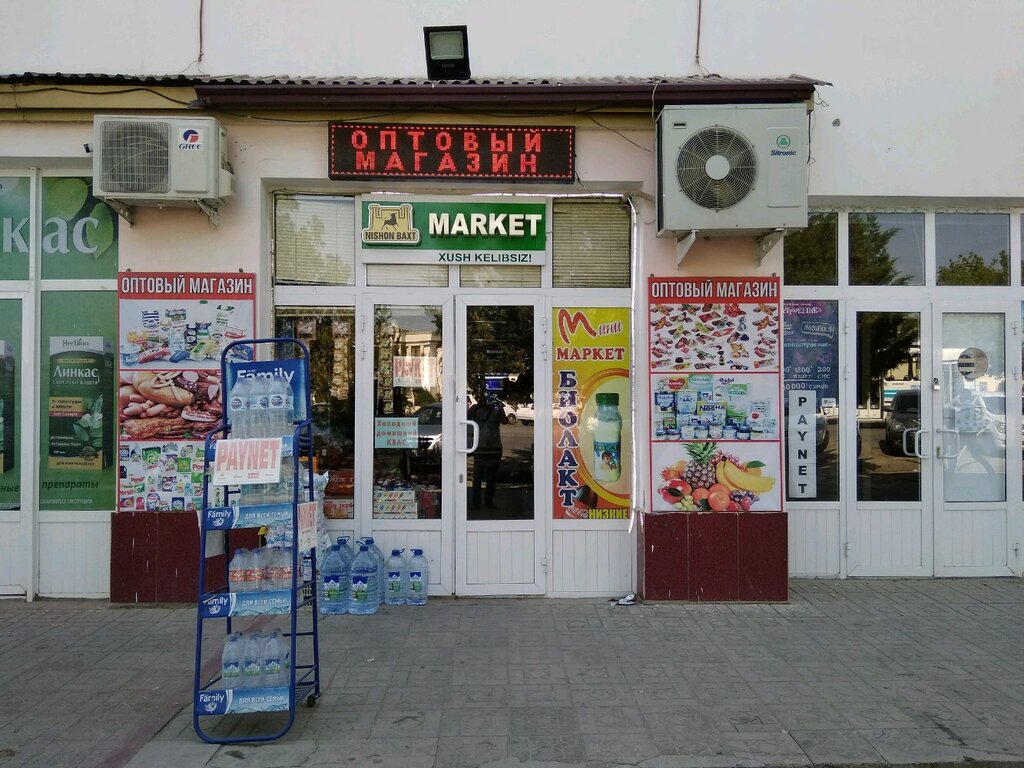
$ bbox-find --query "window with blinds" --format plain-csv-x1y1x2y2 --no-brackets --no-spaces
551,199,631,288
274,194,355,285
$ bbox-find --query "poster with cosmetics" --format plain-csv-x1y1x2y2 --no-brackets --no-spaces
648,277,783,513
116,273,255,512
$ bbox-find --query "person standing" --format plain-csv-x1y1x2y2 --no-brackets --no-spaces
468,395,503,509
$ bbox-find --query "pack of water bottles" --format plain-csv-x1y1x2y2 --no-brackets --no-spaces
220,630,289,690
319,537,429,616
228,545,294,592
226,372,296,505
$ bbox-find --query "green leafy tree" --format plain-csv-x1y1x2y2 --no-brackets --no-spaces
937,250,1009,286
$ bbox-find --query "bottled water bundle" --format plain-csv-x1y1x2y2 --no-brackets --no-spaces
228,546,294,593
222,630,288,690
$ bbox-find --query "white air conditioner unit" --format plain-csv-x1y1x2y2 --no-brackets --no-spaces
92,116,233,213
657,104,808,238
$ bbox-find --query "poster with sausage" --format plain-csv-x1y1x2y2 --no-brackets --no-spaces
116,273,255,512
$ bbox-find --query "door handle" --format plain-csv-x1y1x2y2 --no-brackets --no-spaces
459,419,479,454
913,428,926,459
935,427,960,459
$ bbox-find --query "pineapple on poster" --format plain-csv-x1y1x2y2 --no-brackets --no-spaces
652,440,780,513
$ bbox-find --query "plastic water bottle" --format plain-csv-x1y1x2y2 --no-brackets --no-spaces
407,548,428,606
336,536,355,563
362,538,386,604
241,633,263,689
228,549,247,593
227,375,252,438
261,630,284,688
278,546,294,591
320,544,348,615
384,549,407,605
268,375,293,504
348,544,379,615
221,632,242,689
250,376,272,438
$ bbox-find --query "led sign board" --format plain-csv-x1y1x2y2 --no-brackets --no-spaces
329,123,574,182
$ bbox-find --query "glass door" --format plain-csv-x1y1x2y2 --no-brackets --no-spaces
367,299,453,594
849,305,933,576
848,302,1015,577
455,298,544,595
933,307,1014,575
0,295,27,595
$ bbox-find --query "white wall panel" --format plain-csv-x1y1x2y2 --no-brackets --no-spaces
848,507,925,576
936,508,1008,573
0,520,26,594
551,528,633,596
465,531,534,585
787,507,841,577
37,518,109,597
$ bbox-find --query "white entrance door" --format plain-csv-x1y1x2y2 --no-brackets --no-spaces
848,303,1015,576
455,297,545,595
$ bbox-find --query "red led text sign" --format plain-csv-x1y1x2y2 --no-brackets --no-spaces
329,123,575,182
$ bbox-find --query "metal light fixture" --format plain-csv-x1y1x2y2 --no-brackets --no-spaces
423,25,470,80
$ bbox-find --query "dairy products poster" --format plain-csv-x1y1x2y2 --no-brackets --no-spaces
648,277,783,513
551,307,631,520
117,273,255,512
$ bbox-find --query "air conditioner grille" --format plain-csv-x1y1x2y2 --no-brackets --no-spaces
99,121,170,194
676,125,757,211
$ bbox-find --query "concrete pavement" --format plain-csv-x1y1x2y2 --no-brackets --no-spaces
1,578,1022,768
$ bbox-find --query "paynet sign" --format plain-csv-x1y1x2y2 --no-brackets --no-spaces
359,197,549,265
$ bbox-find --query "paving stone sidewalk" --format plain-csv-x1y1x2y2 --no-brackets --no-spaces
1,578,1022,768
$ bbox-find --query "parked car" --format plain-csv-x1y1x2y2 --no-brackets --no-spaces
413,402,442,454
884,389,920,455
815,406,829,452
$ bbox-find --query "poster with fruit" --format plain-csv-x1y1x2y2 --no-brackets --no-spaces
117,272,256,512
648,277,782,514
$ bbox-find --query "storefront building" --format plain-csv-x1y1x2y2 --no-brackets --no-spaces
1,2,1022,599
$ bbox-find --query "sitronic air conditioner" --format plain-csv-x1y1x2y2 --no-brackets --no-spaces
657,104,808,238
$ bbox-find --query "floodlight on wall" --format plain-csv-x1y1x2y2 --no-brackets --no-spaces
424,25,471,80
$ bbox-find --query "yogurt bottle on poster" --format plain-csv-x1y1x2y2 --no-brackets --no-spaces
592,393,622,483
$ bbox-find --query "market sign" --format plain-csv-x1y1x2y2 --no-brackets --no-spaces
359,196,549,265
330,124,574,182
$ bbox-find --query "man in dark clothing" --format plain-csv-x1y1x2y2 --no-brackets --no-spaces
468,396,503,509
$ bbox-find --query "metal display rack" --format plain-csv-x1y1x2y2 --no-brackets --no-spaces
193,338,321,743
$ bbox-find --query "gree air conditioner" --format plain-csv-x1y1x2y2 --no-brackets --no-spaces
92,116,233,212
657,104,808,239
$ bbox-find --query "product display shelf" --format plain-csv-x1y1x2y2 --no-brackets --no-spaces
192,338,321,744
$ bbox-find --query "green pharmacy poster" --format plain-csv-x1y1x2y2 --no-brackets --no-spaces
0,300,21,510
40,177,118,280
0,177,30,280
39,291,117,511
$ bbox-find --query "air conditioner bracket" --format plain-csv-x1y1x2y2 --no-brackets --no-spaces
675,230,698,268
755,229,786,266
106,200,135,228
196,200,221,228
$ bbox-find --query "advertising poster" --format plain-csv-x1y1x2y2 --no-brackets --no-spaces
783,299,838,406
551,307,631,520
117,273,255,512
39,291,118,511
648,277,782,513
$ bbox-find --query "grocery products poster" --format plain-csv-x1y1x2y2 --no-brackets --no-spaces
648,277,782,513
552,307,631,520
116,273,255,512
